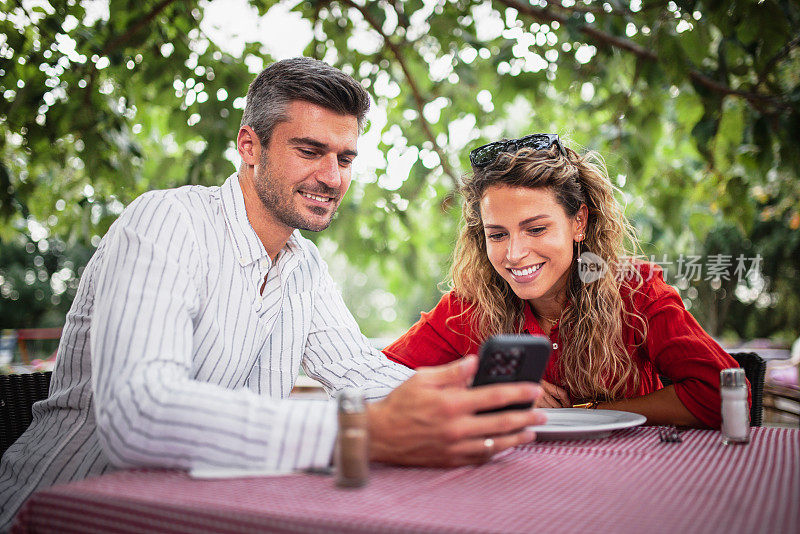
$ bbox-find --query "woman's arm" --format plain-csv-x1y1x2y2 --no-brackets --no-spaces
598,384,705,427
627,266,747,429
382,292,481,369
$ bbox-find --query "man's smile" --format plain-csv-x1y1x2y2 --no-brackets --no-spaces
299,190,336,204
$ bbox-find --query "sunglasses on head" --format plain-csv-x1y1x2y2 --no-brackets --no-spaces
468,133,566,168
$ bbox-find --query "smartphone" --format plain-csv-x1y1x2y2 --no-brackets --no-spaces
471,334,552,412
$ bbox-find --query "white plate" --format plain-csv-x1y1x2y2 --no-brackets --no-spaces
528,408,646,440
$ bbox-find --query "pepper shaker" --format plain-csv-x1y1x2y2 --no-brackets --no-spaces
720,368,750,445
335,389,369,487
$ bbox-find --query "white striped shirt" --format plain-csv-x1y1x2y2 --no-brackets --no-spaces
0,173,414,530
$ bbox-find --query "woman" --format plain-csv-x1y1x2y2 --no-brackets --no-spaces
383,134,747,428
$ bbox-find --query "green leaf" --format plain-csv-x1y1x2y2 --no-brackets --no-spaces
712,97,746,172
674,90,704,130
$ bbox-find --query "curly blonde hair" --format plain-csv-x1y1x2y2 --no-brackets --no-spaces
449,144,646,401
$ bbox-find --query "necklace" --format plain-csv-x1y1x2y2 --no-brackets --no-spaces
535,313,560,335
535,310,560,324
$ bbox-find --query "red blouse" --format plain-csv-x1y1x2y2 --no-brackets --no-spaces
383,263,748,429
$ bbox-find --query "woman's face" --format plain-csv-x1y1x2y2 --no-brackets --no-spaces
480,185,586,307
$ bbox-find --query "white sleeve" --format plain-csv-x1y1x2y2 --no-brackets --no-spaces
90,193,336,472
300,262,415,402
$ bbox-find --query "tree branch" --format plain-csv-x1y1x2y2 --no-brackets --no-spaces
82,0,180,106
340,0,460,189
522,0,668,20
757,34,800,88
498,0,792,114
98,0,179,58
539,0,623,17
310,4,323,60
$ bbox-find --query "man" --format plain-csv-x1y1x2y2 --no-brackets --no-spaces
0,58,542,530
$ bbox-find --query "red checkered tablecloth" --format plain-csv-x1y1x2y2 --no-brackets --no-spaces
11,427,799,534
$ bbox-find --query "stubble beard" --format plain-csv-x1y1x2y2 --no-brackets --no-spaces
254,156,339,233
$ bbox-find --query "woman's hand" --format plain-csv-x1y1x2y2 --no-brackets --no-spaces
535,380,571,408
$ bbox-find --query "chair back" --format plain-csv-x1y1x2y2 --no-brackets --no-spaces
729,352,766,427
0,371,52,456
658,352,766,427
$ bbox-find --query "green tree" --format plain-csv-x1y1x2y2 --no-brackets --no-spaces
0,235,94,328
1,0,798,340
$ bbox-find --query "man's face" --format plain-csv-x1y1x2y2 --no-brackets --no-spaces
254,100,359,232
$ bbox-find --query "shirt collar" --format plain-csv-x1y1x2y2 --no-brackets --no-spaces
220,174,310,268
523,303,547,336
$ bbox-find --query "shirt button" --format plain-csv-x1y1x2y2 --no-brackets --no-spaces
239,256,247,264
552,343,558,350
260,258,268,268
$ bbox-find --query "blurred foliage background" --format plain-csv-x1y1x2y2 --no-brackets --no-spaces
0,0,798,346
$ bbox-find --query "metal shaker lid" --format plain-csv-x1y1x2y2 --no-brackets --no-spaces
337,388,365,414
720,367,746,388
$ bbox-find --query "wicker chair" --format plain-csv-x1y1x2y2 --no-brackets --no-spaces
0,371,52,457
729,352,766,427
658,352,765,426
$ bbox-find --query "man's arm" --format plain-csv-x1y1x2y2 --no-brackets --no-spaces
300,262,415,400
90,193,334,471
301,258,544,466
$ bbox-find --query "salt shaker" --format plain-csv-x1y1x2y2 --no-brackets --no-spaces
335,389,369,487
720,368,750,445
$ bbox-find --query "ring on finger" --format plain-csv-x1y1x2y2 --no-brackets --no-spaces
483,438,495,455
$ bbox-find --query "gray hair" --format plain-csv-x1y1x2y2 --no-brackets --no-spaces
240,57,370,147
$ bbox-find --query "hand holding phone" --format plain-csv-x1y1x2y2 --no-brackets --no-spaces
471,334,551,412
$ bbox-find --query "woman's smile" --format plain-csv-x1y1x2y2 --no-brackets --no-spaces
508,261,545,283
